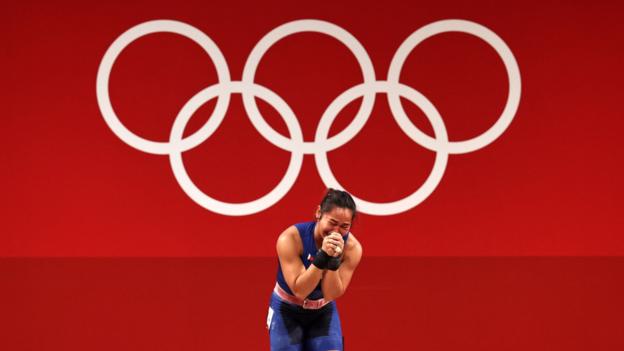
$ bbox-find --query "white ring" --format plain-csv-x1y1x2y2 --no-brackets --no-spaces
169,81,304,216
242,19,377,154
96,20,231,155
315,81,449,215
387,19,521,154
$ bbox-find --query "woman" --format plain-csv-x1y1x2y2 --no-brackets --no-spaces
267,189,363,351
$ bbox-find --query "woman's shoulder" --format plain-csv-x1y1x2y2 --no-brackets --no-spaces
276,225,304,255
346,232,362,253
293,221,315,234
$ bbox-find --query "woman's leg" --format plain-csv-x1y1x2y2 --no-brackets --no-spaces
303,303,343,351
268,293,304,351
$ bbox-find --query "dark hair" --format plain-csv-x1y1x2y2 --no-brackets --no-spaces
319,188,357,220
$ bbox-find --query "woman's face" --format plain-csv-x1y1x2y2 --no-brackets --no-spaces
316,206,353,237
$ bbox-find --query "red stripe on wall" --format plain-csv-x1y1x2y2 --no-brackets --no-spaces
2,257,623,350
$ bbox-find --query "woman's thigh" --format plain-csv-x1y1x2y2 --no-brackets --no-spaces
268,294,303,351
303,303,343,351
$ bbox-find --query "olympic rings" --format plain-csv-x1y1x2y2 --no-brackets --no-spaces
96,19,521,216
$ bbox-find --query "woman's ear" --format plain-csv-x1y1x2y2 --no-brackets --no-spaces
315,206,321,220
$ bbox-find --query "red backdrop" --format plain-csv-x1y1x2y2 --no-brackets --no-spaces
3,0,623,256
2,0,624,350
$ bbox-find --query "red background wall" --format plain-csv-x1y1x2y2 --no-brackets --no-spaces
2,0,623,349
